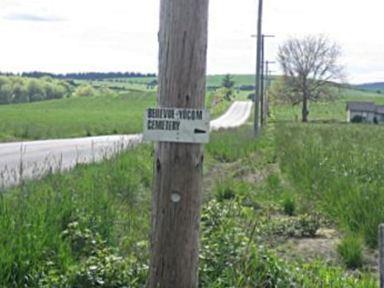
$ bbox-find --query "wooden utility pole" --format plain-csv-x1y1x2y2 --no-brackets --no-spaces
260,36,265,126
264,61,275,123
148,0,209,287
380,224,384,288
264,61,270,123
254,0,263,135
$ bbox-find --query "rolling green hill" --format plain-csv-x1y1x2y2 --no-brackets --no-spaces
1,74,381,142
0,91,155,142
355,82,384,92
0,83,234,142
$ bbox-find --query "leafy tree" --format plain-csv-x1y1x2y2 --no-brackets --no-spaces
221,74,235,100
147,79,158,90
278,35,343,122
28,79,46,102
0,83,13,104
74,84,96,97
0,76,74,105
12,83,29,103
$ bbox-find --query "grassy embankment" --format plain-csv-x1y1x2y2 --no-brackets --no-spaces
276,123,384,248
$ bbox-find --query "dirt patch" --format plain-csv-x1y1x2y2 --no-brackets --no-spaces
279,236,340,264
277,227,380,275
363,248,379,273
241,163,279,184
203,161,236,200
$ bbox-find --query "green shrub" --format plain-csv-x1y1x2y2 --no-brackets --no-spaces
282,194,296,216
265,214,320,239
337,235,363,269
74,84,96,97
214,183,236,202
266,174,282,192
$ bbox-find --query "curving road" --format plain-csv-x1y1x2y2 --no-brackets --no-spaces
0,101,252,188
210,101,252,131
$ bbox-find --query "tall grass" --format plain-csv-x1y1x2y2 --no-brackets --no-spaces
207,125,260,162
0,145,152,286
0,125,378,286
276,123,384,247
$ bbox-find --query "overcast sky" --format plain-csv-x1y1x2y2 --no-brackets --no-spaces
0,0,383,83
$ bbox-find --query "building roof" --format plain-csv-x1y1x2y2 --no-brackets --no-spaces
376,105,384,114
346,101,376,112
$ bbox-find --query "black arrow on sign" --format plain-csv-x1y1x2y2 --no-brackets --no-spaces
194,129,207,134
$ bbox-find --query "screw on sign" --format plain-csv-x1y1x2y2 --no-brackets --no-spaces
144,107,210,144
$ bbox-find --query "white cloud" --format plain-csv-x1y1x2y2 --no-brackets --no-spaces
0,0,383,83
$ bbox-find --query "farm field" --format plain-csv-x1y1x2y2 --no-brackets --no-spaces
0,74,252,142
0,79,379,142
0,122,379,287
207,74,256,87
81,74,256,91
273,88,384,122
0,91,155,142
0,89,233,142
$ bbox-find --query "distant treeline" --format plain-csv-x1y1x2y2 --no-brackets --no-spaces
207,85,255,91
0,71,156,81
0,76,73,105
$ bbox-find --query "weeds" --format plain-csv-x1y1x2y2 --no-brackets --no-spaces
276,123,384,248
337,235,364,269
0,124,378,287
0,145,152,287
282,194,296,216
206,125,259,162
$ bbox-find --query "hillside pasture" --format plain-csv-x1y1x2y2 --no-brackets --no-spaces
0,91,155,142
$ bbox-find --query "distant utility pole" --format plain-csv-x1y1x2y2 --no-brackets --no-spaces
260,35,274,126
260,36,265,126
254,0,263,135
148,0,209,287
264,61,275,122
380,224,384,288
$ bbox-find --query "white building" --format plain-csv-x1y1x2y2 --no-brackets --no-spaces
347,102,384,123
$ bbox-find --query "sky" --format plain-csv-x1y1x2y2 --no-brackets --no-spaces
0,0,383,84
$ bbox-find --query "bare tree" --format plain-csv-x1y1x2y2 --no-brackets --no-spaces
278,35,343,122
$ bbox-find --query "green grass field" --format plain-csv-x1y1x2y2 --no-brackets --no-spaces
272,88,384,122
0,91,155,142
0,90,233,142
207,74,256,87
0,75,247,142
76,78,157,92
85,75,256,90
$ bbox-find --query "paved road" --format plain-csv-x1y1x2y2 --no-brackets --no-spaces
0,101,252,188
210,101,252,131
